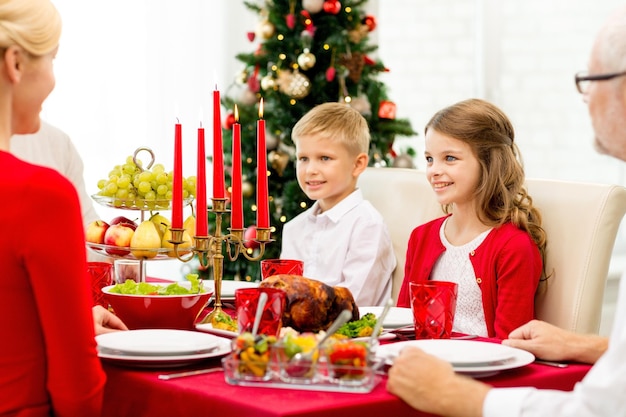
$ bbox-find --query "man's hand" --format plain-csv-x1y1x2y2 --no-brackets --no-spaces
92,305,128,335
502,319,607,364
387,347,489,417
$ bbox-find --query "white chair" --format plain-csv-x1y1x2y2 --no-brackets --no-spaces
359,167,626,334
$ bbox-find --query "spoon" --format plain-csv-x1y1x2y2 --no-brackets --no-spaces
290,309,353,366
250,292,268,339
368,298,393,348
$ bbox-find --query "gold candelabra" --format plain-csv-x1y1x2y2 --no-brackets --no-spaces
167,198,272,324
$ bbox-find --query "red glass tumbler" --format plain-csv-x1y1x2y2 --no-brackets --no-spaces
260,259,304,280
409,281,458,339
87,262,114,308
235,287,286,336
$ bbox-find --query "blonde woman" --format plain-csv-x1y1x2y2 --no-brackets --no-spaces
0,1,112,415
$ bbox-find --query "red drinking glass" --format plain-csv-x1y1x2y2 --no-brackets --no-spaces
235,287,286,336
409,281,458,339
87,262,114,308
260,259,304,280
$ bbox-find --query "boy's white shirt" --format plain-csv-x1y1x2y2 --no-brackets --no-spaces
281,188,396,306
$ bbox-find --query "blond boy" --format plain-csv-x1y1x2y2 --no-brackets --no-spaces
280,102,396,306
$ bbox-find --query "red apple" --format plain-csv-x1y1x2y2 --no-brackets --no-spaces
243,225,260,250
109,216,138,231
86,220,110,244
104,224,135,255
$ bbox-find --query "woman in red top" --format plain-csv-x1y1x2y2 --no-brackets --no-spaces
397,99,547,339
0,1,117,415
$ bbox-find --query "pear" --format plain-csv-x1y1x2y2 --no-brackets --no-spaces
161,227,192,257
183,214,196,237
130,220,161,259
149,212,171,240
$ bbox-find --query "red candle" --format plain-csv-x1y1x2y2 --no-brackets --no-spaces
213,88,225,199
256,99,269,229
196,121,208,236
172,121,183,229
231,105,243,229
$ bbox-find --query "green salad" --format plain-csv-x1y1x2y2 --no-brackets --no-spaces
109,273,205,295
336,312,378,338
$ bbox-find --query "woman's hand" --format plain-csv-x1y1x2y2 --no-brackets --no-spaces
92,305,128,335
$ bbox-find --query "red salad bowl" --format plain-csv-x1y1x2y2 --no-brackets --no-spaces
102,283,212,330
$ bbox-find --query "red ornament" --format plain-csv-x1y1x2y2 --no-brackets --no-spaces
362,15,377,31
246,31,255,42
244,225,260,249
247,75,260,93
223,112,235,130
363,55,376,66
325,67,336,82
323,0,341,15
286,13,296,29
378,101,397,120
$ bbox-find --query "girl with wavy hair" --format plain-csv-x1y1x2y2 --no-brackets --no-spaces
397,98,546,339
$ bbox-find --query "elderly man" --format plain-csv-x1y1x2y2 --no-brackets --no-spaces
386,6,626,417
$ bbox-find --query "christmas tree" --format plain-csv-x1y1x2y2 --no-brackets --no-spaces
214,0,417,282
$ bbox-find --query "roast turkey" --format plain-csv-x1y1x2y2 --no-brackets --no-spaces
259,274,359,333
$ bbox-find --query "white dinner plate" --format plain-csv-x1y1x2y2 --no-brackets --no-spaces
376,340,534,376
195,323,238,339
209,280,259,299
96,329,219,356
358,306,413,329
97,334,231,368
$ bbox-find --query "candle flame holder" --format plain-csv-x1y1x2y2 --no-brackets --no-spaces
168,197,272,324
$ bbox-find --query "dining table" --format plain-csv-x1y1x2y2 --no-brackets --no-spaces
101,322,591,417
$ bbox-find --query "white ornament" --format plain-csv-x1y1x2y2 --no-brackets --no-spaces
302,0,324,14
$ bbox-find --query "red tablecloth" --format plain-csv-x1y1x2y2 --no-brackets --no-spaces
104,282,589,417
102,346,590,417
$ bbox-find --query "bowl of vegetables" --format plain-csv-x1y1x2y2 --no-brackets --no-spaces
102,274,212,330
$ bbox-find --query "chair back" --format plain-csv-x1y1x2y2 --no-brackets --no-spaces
359,167,626,334
359,168,441,302
526,178,626,333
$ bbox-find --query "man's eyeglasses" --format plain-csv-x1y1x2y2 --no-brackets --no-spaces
575,70,626,94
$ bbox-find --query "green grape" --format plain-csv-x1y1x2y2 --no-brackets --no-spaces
138,181,152,195
127,191,137,201
117,175,131,189
155,172,168,185
116,188,129,200
152,163,165,174
109,167,122,178
156,184,168,196
104,182,118,196
125,155,135,165
122,163,137,175
144,190,156,201
166,190,173,200
97,179,106,190
138,171,153,183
